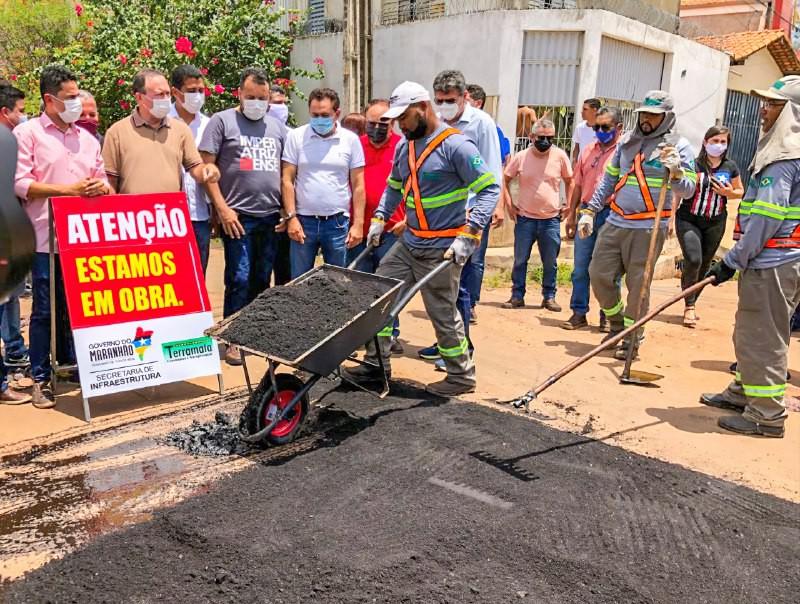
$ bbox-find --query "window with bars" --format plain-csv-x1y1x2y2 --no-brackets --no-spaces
381,0,446,25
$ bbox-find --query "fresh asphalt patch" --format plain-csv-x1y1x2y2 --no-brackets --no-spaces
3,383,798,603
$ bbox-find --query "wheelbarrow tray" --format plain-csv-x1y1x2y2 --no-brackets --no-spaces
206,264,403,377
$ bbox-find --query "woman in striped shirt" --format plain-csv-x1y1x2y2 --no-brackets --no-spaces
673,125,744,327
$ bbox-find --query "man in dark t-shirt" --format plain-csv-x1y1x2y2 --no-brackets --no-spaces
199,67,287,365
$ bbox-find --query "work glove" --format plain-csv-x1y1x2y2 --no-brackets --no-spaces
658,144,683,178
367,217,385,248
577,210,594,239
444,233,480,266
705,260,736,286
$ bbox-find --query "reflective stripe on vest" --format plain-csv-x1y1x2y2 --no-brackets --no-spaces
403,128,463,236
734,201,800,247
609,153,671,220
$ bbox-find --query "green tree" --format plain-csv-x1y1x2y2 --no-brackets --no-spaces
0,0,78,106
3,0,322,126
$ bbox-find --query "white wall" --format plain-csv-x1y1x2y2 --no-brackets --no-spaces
371,9,730,149
727,48,783,95
289,33,344,125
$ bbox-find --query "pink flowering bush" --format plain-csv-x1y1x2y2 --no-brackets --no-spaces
9,0,323,126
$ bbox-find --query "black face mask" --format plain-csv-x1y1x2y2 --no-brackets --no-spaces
404,116,428,141
533,137,553,152
366,122,390,145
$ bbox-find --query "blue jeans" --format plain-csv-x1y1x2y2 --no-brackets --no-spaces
30,253,75,383
511,216,561,301
290,213,349,279
222,213,280,318
570,206,611,316
468,221,492,307
346,232,400,337
273,231,292,286
1,282,28,359
0,354,6,392
192,220,212,276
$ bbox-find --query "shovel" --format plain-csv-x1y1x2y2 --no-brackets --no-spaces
506,277,716,411
619,171,670,386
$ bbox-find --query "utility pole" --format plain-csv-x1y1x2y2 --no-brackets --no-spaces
342,0,372,113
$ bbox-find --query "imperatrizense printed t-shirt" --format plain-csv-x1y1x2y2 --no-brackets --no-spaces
199,108,287,217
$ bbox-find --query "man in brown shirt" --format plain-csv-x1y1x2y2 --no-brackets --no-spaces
102,69,219,194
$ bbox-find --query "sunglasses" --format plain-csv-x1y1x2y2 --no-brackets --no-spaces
434,99,459,105
592,124,616,132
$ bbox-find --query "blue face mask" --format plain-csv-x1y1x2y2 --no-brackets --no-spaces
310,116,335,136
595,128,616,144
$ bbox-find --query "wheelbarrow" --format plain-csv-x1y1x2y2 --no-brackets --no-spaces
206,254,452,447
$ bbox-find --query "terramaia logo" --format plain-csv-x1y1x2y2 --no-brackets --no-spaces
161,336,215,362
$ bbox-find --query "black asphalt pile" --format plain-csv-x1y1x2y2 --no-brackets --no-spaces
5,385,799,603
220,270,390,360
161,411,251,457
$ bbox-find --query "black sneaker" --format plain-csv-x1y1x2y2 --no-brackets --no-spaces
598,313,610,333
4,353,30,368
542,298,562,312
561,313,588,330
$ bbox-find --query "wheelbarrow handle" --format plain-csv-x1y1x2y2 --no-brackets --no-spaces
385,259,454,325
346,241,376,270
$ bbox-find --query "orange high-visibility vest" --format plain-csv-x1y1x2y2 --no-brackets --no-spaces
734,214,800,248
403,127,471,239
610,153,672,220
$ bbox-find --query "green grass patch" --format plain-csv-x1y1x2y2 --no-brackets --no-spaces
483,263,573,289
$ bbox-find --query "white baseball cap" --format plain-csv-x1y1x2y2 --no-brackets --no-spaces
382,81,430,119
752,76,800,104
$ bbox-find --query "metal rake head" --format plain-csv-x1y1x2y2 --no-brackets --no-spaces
470,450,540,482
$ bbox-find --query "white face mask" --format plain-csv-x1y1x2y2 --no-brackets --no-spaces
242,99,268,121
147,97,171,120
269,103,289,124
436,101,460,121
54,97,82,124
180,91,205,115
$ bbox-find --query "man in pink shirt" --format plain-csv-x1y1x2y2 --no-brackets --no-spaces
14,65,111,408
503,118,573,311
562,106,624,331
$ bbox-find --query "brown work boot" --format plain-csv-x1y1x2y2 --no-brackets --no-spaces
1,387,32,405
561,312,588,330
502,298,524,309
225,344,243,366
426,378,475,398
31,381,56,409
542,298,562,312
598,313,610,333
700,391,746,411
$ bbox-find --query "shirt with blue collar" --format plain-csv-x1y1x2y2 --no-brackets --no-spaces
449,103,502,208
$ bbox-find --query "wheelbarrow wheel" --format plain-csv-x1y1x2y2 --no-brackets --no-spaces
240,373,309,446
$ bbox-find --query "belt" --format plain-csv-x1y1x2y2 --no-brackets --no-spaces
299,212,346,221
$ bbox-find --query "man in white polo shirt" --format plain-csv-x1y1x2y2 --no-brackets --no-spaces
281,87,366,277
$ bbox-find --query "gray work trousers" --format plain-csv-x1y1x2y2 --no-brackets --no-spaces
588,223,666,328
366,242,475,386
721,261,800,427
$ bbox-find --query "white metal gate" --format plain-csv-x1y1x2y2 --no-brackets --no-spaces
518,31,583,106
595,36,665,103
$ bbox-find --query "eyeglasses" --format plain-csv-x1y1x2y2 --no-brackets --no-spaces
762,100,786,108
592,124,616,132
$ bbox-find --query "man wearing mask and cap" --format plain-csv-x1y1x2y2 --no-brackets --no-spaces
169,65,212,274
415,69,502,364
700,76,800,439
199,67,288,366
13,64,112,408
579,90,696,360
341,81,500,397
